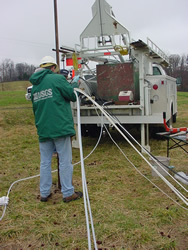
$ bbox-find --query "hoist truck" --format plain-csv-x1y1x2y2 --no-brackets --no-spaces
60,0,178,151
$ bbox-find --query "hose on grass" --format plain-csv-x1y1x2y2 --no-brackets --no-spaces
74,88,188,207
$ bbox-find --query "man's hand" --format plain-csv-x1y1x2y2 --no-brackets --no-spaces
72,75,80,83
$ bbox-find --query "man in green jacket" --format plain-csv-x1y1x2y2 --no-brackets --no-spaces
29,56,82,203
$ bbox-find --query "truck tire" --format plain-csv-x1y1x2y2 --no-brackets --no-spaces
173,112,177,123
81,125,89,137
167,105,174,126
87,125,101,137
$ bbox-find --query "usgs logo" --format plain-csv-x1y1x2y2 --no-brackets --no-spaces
33,88,53,102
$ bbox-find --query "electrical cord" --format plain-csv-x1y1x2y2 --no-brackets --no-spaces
1,86,187,229
0,132,104,222
75,91,98,250
93,104,188,209
90,101,188,210
100,96,188,184
79,75,188,183
0,105,104,223
107,112,188,193
103,123,188,211
74,88,188,207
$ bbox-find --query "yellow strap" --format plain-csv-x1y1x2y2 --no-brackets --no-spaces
72,53,79,71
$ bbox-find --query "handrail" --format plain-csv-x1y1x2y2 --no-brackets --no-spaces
147,38,169,64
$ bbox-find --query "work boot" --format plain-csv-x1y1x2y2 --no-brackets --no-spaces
40,193,52,202
63,191,83,203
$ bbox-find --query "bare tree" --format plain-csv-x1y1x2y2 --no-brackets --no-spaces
7,60,15,80
15,62,36,80
0,60,6,82
168,54,181,76
0,59,16,81
167,54,188,91
0,58,36,82
179,54,188,91
15,63,25,80
0,59,14,81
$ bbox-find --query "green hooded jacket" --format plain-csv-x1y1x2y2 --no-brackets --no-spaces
29,69,78,142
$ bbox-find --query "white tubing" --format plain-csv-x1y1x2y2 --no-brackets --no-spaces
75,91,98,250
76,97,91,250
73,122,103,167
104,124,188,210
106,111,188,195
74,88,188,206
0,123,103,222
109,114,188,193
1,86,187,229
0,170,57,221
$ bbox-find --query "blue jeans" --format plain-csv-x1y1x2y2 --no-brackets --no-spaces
39,137,74,198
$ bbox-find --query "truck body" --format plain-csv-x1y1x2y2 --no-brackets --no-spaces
65,0,177,150
26,0,177,150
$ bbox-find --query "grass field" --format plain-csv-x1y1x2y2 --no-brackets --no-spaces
0,82,187,249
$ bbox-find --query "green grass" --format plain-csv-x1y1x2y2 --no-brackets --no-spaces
0,91,32,107
176,92,188,128
0,81,32,107
0,81,31,91
0,82,187,249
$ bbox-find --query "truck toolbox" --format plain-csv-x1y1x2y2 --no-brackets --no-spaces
97,63,137,101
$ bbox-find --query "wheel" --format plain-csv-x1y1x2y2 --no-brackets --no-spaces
173,112,177,123
81,125,89,137
87,125,101,137
167,105,174,127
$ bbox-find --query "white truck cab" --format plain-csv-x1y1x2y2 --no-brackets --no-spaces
146,64,177,124
153,64,166,75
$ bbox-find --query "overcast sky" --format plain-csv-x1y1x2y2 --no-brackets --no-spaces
0,0,188,68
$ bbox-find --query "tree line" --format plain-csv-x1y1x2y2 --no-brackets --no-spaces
0,59,36,82
0,55,188,91
167,54,188,91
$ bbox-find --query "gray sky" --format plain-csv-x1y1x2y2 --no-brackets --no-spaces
0,0,188,68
